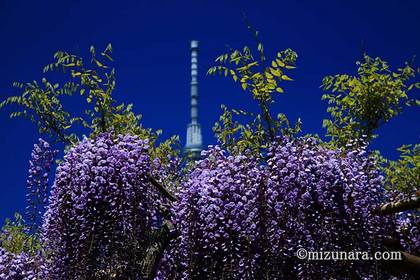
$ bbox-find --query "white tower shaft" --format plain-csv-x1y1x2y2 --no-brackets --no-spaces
185,40,203,158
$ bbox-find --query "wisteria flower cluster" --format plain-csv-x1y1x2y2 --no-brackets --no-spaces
159,137,398,279
2,133,418,280
26,138,57,232
396,212,420,255
265,137,394,279
150,155,182,227
0,248,46,280
158,146,265,279
42,133,163,279
387,190,420,256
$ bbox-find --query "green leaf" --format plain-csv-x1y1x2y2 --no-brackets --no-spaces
275,59,285,67
281,74,293,81
230,70,238,82
270,68,281,77
94,59,108,69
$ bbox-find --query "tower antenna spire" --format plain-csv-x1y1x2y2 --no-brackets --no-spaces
185,40,203,159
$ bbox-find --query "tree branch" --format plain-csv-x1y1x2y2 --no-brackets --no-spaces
259,102,274,142
381,237,420,277
141,220,175,279
373,196,420,215
148,176,178,202
381,251,420,276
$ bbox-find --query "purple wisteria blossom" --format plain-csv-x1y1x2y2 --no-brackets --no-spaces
16,133,416,279
387,191,420,256
158,137,401,279
0,248,46,280
157,146,266,279
396,212,420,255
26,138,57,232
265,137,394,279
42,133,163,279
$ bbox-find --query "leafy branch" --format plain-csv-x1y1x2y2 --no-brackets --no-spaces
2,44,179,149
321,54,419,147
384,144,419,194
0,213,41,255
208,20,300,155
0,79,81,145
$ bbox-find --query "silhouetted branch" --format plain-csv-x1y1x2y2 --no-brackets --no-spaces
382,251,420,276
381,237,420,277
373,196,420,215
141,220,175,279
148,176,178,202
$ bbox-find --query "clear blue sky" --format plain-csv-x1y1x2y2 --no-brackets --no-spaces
0,0,419,223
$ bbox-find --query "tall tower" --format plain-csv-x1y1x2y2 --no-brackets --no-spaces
185,40,203,159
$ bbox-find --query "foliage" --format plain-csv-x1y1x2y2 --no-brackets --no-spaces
0,45,179,159
0,43,182,280
0,213,41,256
0,44,134,144
42,133,170,279
1,24,419,280
43,45,152,138
213,105,301,156
208,22,300,155
321,54,419,147
383,144,420,194
158,137,401,279
0,76,81,145
212,105,265,155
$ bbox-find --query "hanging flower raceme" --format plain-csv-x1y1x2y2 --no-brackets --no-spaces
159,137,399,279
157,146,266,279
26,138,57,232
396,212,420,256
265,137,394,279
387,190,420,256
43,133,162,280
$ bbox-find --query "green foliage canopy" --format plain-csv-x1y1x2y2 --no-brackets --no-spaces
321,54,419,147
0,44,180,165
208,23,301,156
0,213,40,255
384,144,420,194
